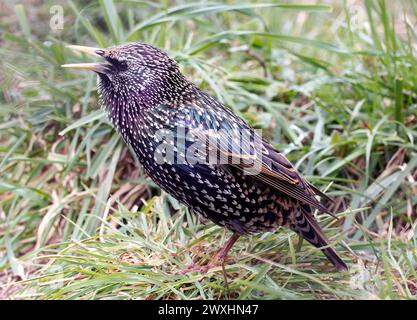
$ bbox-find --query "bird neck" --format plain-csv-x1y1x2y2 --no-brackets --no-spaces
97,70,195,133
139,70,193,106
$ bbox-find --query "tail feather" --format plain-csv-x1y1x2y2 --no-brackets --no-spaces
291,205,348,271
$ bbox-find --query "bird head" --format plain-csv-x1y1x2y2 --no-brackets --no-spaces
62,43,187,104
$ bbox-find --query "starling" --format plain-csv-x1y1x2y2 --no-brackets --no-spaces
62,43,348,272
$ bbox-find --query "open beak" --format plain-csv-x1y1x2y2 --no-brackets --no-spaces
62,45,110,73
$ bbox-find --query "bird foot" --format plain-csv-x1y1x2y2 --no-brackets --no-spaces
175,263,218,274
175,233,239,275
175,251,228,274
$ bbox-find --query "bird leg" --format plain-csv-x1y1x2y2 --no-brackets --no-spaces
179,233,240,274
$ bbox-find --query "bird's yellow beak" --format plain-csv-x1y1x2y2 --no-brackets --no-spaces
62,45,109,73
65,45,102,56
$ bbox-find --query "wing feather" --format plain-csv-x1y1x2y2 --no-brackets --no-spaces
176,100,333,215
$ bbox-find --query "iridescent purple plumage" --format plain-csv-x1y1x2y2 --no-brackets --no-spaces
75,42,347,271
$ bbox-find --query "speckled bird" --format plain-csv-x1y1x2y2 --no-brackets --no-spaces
63,43,347,272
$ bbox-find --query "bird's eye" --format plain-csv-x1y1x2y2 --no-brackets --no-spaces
105,57,128,71
113,60,128,72
95,49,105,56
118,61,128,70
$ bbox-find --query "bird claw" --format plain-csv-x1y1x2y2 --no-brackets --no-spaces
175,263,217,275
175,233,240,275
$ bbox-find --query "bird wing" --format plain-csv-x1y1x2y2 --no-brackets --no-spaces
175,100,333,215
219,134,332,214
